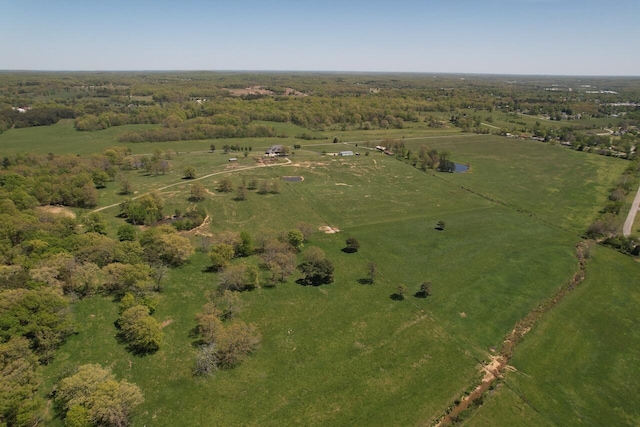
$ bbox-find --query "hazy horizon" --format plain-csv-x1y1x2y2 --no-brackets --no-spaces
1,69,639,79
2,0,639,76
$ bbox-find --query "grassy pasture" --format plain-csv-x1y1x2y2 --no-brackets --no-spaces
384,135,628,233
0,119,316,157
465,246,640,427
0,120,160,155
0,118,457,160
39,133,633,426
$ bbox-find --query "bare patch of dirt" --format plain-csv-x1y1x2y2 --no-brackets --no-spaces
335,183,349,186
160,319,174,329
459,312,467,318
223,86,307,97
182,215,213,237
283,88,307,97
480,355,505,383
295,161,328,169
36,205,76,218
223,86,275,96
319,225,340,234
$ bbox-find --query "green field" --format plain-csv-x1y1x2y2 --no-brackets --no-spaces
466,246,640,426
27,129,636,426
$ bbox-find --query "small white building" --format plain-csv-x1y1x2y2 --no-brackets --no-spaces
339,151,354,156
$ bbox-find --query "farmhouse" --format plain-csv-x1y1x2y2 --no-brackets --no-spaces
265,145,286,157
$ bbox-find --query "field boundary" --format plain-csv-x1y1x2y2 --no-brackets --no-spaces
433,241,590,426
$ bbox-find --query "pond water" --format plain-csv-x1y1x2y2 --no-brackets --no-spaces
454,163,469,173
282,176,304,182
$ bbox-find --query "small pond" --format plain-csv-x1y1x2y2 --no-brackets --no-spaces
454,163,469,173
282,176,304,182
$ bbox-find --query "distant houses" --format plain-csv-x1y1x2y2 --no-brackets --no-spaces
265,145,286,157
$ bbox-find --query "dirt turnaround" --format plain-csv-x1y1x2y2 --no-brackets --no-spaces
434,241,590,426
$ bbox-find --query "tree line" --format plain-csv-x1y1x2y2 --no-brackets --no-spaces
0,156,197,425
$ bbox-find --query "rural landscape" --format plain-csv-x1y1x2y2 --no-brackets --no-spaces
0,71,639,427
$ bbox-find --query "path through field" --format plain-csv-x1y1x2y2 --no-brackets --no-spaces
481,122,500,129
92,158,292,213
623,183,640,236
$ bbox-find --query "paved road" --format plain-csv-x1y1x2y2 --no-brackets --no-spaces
623,183,640,236
93,158,292,213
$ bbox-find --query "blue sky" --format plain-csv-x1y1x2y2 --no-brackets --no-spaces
1,0,638,75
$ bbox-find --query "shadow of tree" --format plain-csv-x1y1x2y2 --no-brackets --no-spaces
389,293,405,301
341,247,357,254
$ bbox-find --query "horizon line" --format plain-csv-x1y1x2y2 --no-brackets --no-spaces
1,69,639,78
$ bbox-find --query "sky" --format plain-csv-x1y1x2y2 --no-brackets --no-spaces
1,0,638,75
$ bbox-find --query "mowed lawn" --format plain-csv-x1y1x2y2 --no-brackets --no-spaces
42,136,631,426
465,246,640,427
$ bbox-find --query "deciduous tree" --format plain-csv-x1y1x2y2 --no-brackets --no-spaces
396,284,408,300
183,166,197,179
366,262,378,284
287,229,304,252
117,305,162,354
298,259,334,286
55,364,143,427
189,182,207,201
0,337,44,427
217,177,234,193
208,243,234,271
417,281,432,298
344,237,360,253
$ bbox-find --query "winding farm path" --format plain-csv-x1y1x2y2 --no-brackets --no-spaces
92,157,292,213
623,183,640,236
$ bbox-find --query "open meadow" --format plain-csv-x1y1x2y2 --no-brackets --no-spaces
20,127,635,426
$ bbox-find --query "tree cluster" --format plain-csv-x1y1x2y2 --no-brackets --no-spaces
54,364,144,427
194,292,260,375
119,122,277,143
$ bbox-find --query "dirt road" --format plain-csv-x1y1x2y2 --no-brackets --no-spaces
623,183,640,236
93,158,292,213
